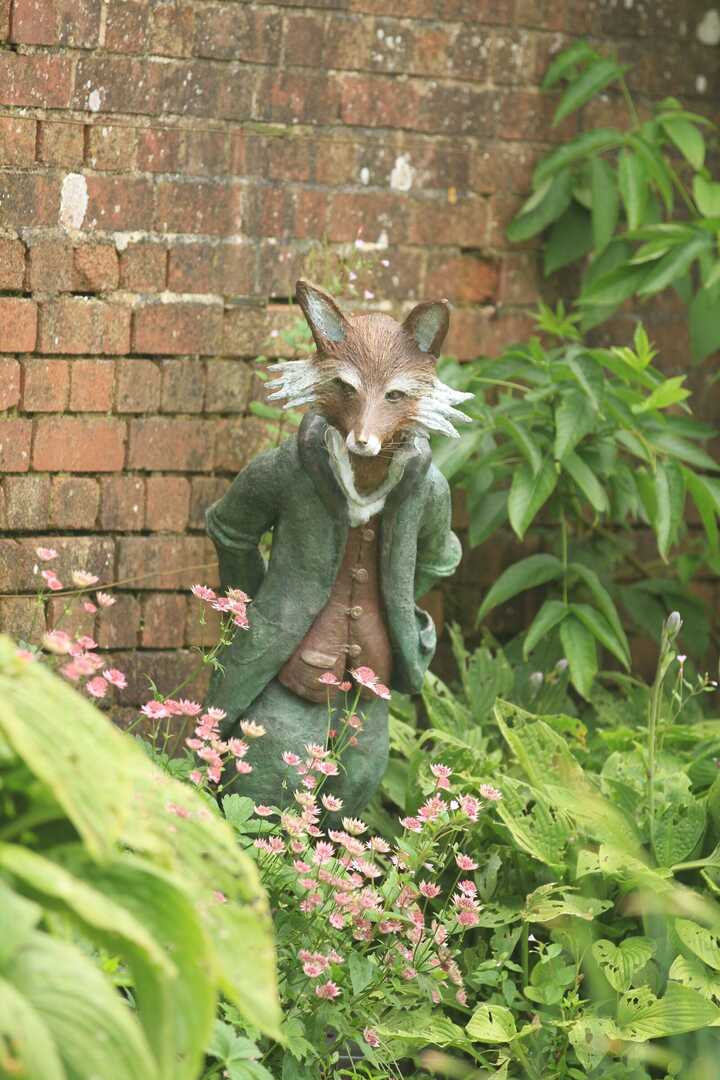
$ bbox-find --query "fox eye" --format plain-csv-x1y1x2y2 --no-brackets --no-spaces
385,389,407,403
333,377,356,394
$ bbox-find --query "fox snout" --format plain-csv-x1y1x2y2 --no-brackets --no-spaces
346,430,382,457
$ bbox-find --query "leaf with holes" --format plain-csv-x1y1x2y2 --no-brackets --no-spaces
466,1004,517,1044
617,984,720,1041
669,956,720,1006
593,937,655,993
653,797,706,866
568,1017,616,1072
676,920,720,972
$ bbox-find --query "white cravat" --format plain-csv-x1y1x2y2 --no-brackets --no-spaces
324,426,411,526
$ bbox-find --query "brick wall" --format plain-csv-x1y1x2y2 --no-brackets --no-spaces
0,0,717,704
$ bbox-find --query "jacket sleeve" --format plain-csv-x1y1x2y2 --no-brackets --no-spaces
414,467,462,600
205,447,283,597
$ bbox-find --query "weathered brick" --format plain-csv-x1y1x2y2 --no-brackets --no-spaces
282,12,325,68
205,359,254,414
167,241,254,296
86,124,139,171
0,116,37,165
105,0,148,53
0,299,37,352
120,244,167,292
0,597,39,640
99,475,145,530
49,476,100,528
11,0,58,44
69,359,115,412
426,255,500,303
38,299,131,355
145,476,191,531
148,0,195,57
137,126,185,172
96,594,141,648
0,238,25,289
161,358,205,413
116,359,161,413
57,0,102,48
189,476,227,529
22,359,70,412
185,129,229,176
127,418,214,471
409,195,488,247
33,417,126,471
142,592,187,648
74,245,120,292
133,303,223,356
37,121,85,167
194,5,282,63
0,53,72,108
326,191,408,244
213,415,276,473
117,535,213,589
0,357,21,410
0,0,10,40
256,69,340,126
337,72,420,129
0,174,59,228
1,475,51,529
154,179,242,235
27,241,74,293
0,419,31,472
85,176,155,231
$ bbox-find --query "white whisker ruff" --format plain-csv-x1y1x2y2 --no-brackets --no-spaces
413,377,474,439
266,360,324,410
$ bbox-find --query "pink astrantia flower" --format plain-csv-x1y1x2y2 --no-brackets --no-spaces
83,601,97,613
282,751,301,767
460,794,479,821
176,698,202,716
350,666,391,699
302,959,325,978
41,570,63,591
419,881,441,899
103,668,127,689
191,584,217,602
212,890,227,904
43,629,73,655
480,784,502,802
76,636,98,651
141,700,170,719
315,980,341,999
254,804,274,817
205,706,226,721
431,763,453,790
72,570,99,588
321,793,343,812
96,591,116,608
36,547,58,561
86,676,108,699
235,760,252,774
363,1028,380,1048
240,719,266,738
455,853,478,871
189,770,202,784
400,816,423,833
318,671,342,686
342,817,367,836
459,879,477,895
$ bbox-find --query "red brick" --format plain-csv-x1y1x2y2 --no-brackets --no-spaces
117,535,212,589
499,253,541,306
99,474,145,530
38,299,131,355
293,189,328,240
323,13,373,70
73,56,162,115
57,0,101,47
161,358,205,413
189,476,227,529
0,53,72,108
146,476,191,531
69,359,115,412
186,129,229,176
0,116,37,165
33,417,126,471
0,174,59,228
212,415,275,473
167,241,254,296
96,594,141,649
0,238,25,289
148,0,195,57
11,0,58,44
0,597,40,640
27,241,74,293
22,359,70,412
0,358,21,410
120,244,167,292
0,299,37,352
74,245,120,292
255,69,340,127
142,593,187,648
105,0,148,53
426,255,500,303
137,127,185,172
49,476,100,528
85,176,154,231
154,180,242,235
409,195,488,247
127,418,214,471
194,5,281,62
205,359,253,414
0,0,10,39
159,60,227,120
133,303,223,356
282,12,324,68
337,73,420,130
116,359,161,413
410,25,454,76
86,124,138,171
1,475,51,528
0,419,31,472
497,89,577,143
37,121,84,167
326,191,408,244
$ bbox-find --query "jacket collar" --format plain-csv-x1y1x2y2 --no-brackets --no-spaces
297,412,432,522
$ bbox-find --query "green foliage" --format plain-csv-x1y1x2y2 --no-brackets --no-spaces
0,636,280,1080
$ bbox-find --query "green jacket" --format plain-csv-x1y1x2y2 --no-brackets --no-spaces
205,413,461,729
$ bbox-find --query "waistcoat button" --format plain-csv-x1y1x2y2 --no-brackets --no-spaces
352,568,369,583
349,605,363,619
361,528,375,541
346,643,362,657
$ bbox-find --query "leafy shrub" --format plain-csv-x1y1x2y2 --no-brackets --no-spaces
0,636,280,1080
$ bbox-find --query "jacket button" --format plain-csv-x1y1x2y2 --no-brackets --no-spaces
362,528,375,541
352,568,368,583
347,644,362,657
349,606,363,619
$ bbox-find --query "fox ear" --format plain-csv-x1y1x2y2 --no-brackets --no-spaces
296,279,348,350
403,300,450,357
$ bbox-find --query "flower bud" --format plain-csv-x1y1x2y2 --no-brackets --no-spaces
529,671,544,691
665,611,682,639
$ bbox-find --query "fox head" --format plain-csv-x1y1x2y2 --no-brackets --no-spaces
266,280,473,458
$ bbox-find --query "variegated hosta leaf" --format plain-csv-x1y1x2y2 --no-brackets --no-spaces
592,937,655,992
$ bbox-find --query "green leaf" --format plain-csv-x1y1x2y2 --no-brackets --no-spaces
477,554,564,622
590,155,620,254
648,431,720,471
0,879,41,968
0,977,66,1080
468,490,508,547
618,150,646,230
661,116,705,170
652,460,685,562
632,374,690,413
508,460,558,539
554,388,597,460
507,171,574,243
568,1017,614,1072
654,798,705,866
559,615,598,699
542,41,599,89
494,775,571,869
496,416,543,474
684,469,719,553
562,450,609,512
676,920,720,972
466,1003,517,1043
570,603,629,670
690,285,720,364
348,954,376,995
544,203,594,275
534,130,622,185
578,264,648,307
637,234,710,297
593,937,655,992
568,562,630,666
669,955,720,1004
523,600,568,659
553,59,628,125
693,175,720,217
617,984,720,1041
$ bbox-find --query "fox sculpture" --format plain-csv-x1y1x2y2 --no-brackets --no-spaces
205,280,472,814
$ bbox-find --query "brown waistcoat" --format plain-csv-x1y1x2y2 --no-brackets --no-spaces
278,514,392,704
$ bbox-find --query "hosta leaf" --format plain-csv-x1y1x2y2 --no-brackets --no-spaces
508,459,558,539
524,885,611,923
568,1017,615,1072
592,937,655,993
466,1003,517,1044
676,919,720,971
0,977,66,1080
560,615,598,699
0,879,40,968
477,554,563,622
669,955,720,1005
378,1010,467,1048
617,984,720,1041
494,775,571,870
